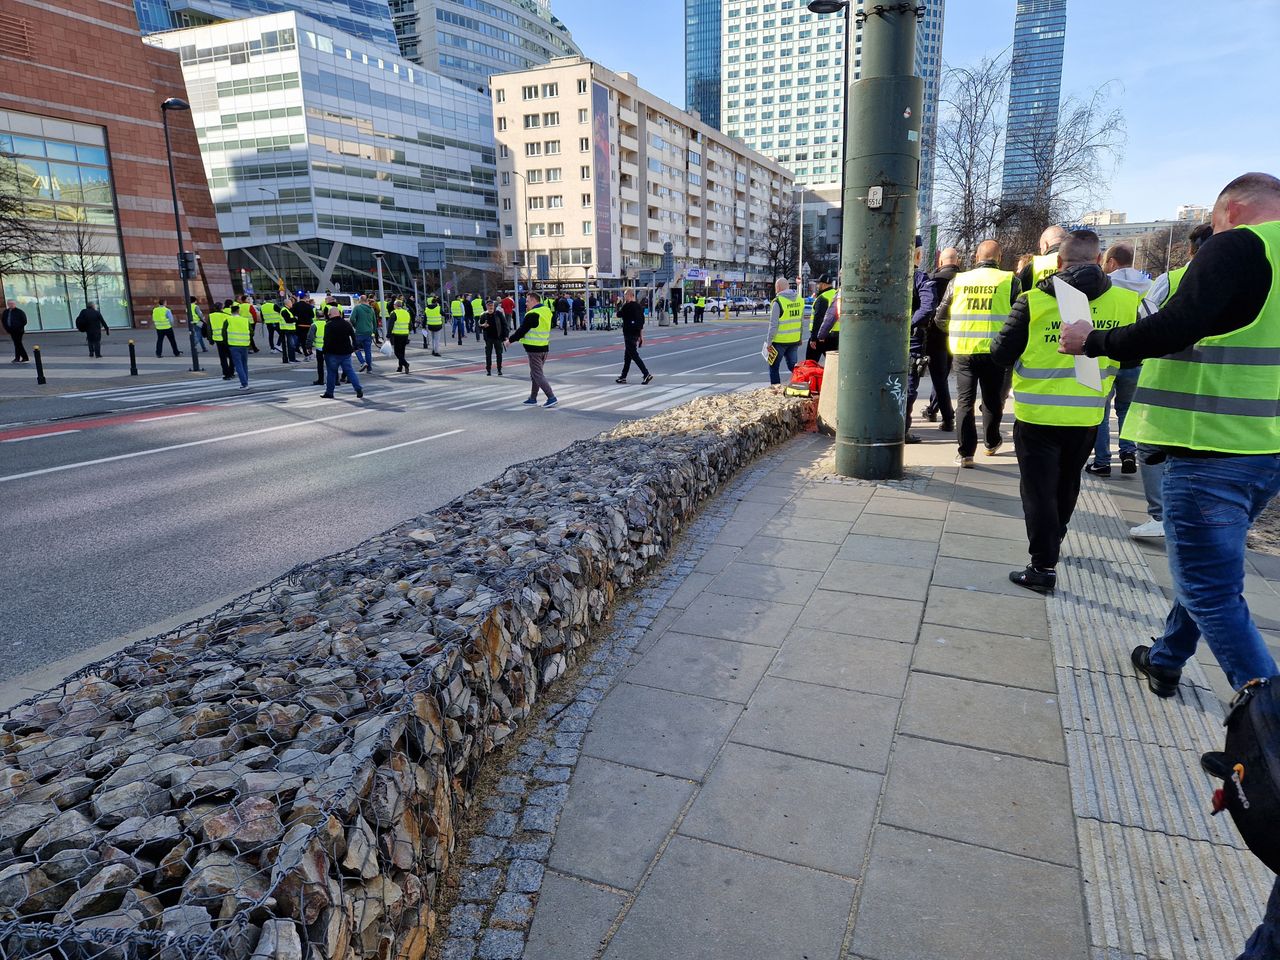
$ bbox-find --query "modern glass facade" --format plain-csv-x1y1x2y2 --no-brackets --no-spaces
0,111,131,331
914,0,945,230
685,0,722,130
1001,0,1066,202
148,12,499,296
133,0,399,49
390,0,581,95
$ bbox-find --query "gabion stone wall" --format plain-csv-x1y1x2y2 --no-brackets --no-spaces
0,390,807,960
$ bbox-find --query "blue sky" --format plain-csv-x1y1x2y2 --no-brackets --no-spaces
552,0,1280,222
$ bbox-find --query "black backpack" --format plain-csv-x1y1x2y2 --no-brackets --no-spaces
1207,677,1280,873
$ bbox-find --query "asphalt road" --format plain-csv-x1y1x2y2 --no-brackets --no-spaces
0,320,771,687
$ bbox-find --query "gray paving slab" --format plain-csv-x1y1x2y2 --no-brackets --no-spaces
924,584,1049,639
669,592,800,647
851,513,945,542
880,735,1078,866
769,628,913,699
603,836,854,960
738,534,841,571
796,589,923,643
930,555,1046,597
818,559,933,602
803,482,876,504
711,518,769,547
739,484,797,505
693,543,742,575
836,534,939,569
726,498,788,526
548,756,696,890
938,531,1032,565
680,742,882,877
913,625,1055,692
523,870,624,960
851,826,1087,960
704,560,824,605
665,571,715,609
730,675,899,773
861,496,950,520
946,497,1026,519
771,514,856,544
626,631,776,704
899,672,1067,764
944,511,1028,540
778,497,866,522
583,682,741,779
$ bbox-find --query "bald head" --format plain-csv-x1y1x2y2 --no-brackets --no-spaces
938,247,961,267
774,278,790,294
1058,229,1102,268
1103,242,1134,270
975,239,1002,263
1213,172,1280,233
1039,225,1069,255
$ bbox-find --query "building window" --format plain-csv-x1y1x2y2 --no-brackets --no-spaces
525,142,542,156
501,172,510,186
542,82,559,97
543,112,559,127
523,114,541,129
582,220,592,235
582,193,592,207
502,198,511,210
579,137,590,152
495,89,505,103
548,222,564,236
504,224,513,237
522,85,538,100
528,196,544,209
545,140,561,154
527,169,544,183
499,144,509,158
577,78,588,94
578,108,589,123
497,117,507,131
546,167,562,182
581,165,591,179
529,223,546,237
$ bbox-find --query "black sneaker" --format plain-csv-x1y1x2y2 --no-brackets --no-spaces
923,409,938,423
642,374,653,384
1200,750,1231,778
1131,644,1180,698
1009,565,1056,594
985,438,1004,456
615,377,627,384
1121,453,1137,475
905,433,923,444
1085,461,1112,477
938,420,955,432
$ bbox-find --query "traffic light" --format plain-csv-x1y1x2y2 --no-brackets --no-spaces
178,252,197,279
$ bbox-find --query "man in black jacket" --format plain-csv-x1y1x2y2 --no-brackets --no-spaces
2,299,28,362
921,248,960,429
616,289,653,384
479,300,507,376
320,307,362,399
75,303,109,357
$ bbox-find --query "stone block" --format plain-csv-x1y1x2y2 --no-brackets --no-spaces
669,593,799,647
705,561,823,605
625,632,775,703
524,871,624,960
769,629,912,698
900,673,1066,763
923,585,1049,639
818,559,933,602
913,626,1055,691
836,534,939,569
795,590,923,643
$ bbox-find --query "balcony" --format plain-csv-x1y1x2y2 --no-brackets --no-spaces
619,106,638,126
620,133,639,152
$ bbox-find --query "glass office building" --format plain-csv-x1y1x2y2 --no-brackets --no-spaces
1000,0,1067,202
133,0,399,49
148,12,499,297
685,0,722,130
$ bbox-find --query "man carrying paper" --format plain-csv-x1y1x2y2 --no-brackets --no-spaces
990,229,1145,593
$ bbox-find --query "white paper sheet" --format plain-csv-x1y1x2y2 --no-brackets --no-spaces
1052,277,1102,392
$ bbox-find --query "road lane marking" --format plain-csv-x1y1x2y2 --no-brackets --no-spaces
684,351,764,373
0,410,368,485
134,411,200,423
2,429,82,443
349,429,464,459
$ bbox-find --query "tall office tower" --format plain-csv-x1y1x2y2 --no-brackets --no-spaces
1000,0,1067,202
132,0,399,48
686,0,723,130
391,0,581,95
915,0,945,231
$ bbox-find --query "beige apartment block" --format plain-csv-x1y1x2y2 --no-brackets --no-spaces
490,56,795,293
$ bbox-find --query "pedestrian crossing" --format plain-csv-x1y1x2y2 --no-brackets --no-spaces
61,377,296,404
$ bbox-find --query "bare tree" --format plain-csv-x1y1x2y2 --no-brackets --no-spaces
56,213,111,306
0,161,48,279
753,198,799,282
1136,222,1194,277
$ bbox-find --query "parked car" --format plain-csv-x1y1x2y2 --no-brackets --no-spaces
704,298,729,314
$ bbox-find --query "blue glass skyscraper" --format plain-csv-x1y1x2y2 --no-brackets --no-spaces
1001,0,1067,202
133,0,398,49
685,0,721,130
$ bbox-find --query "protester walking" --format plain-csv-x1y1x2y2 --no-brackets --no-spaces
479,300,507,375
309,308,327,385
1018,224,1069,292
991,230,1144,593
224,303,251,388
389,299,412,373
152,299,182,357
764,278,803,384
509,292,557,407
450,296,465,345
320,308,363,399
423,295,444,356
351,295,377,372
278,299,299,363
904,240,938,442
806,276,837,361
617,289,653,384
471,294,485,341
293,296,314,359
75,303,109,357
210,301,233,379
921,248,960,430
188,297,208,353
2,299,28,363
260,297,281,351
238,295,260,353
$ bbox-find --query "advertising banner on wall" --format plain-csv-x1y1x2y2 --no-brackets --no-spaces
591,81,614,275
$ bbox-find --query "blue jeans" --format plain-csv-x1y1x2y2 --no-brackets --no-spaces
324,352,362,395
1239,877,1280,959
229,345,249,387
1138,443,1166,522
452,318,465,343
356,335,373,369
767,341,799,385
1149,454,1280,689
1093,366,1140,466
191,323,207,351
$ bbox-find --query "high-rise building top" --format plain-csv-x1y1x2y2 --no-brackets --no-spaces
132,0,399,48
391,0,582,95
686,0,722,130
1000,0,1067,202
1176,203,1210,221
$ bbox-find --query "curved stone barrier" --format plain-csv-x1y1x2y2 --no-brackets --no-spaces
0,390,807,960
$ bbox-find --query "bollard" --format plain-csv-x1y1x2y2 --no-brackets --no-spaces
33,346,47,385
128,339,138,376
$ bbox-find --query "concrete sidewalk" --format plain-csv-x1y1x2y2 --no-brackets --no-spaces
442,427,1278,960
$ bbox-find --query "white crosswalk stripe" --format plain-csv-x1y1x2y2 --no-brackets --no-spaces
62,377,295,402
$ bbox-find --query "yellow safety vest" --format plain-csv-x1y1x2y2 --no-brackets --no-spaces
772,293,804,344
816,288,837,334
1032,253,1060,286
1123,220,1280,455
260,302,280,324
278,307,296,331
1163,264,1189,306
225,312,251,347
471,298,484,316
152,306,172,330
947,267,1014,356
424,303,443,328
189,303,200,323
451,300,464,318
1012,284,1142,427
520,304,553,348
312,318,327,351
696,297,706,308
209,310,228,343
392,308,410,335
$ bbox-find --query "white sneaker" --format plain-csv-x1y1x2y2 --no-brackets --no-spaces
1129,519,1165,539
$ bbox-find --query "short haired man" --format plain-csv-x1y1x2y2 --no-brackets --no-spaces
3,299,30,362
919,247,962,429
765,277,803,385
616,289,653,385
508,292,557,407
1018,224,1069,292
806,275,837,361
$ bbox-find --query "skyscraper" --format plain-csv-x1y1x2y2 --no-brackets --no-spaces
915,0,945,231
686,0,722,129
1000,0,1067,202
132,0,399,48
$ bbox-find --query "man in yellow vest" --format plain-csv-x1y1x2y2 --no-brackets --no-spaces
188,297,208,353
278,299,299,363
764,277,803,384
389,299,412,374
152,299,182,358
990,229,1143,593
450,296,466,345
1017,224,1068,293
694,294,706,323
224,303,251,388
423,295,444,356
471,295,484,342
507,292,557,407
260,297,282,352
806,275,837,360
309,308,327,385
209,300,233,380
935,239,1020,465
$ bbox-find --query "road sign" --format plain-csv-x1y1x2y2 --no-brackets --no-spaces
537,254,550,281
417,242,446,271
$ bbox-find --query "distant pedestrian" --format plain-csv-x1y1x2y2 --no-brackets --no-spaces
920,248,960,431
904,241,938,444
573,295,586,331
450,296,465,345
224,303,252,388
210,301,234,379
764,278,803,384
479,300,507,375
422,295,444,355
75,303,109,357
238,295,260,353
188,297,208,353
2,299,28,363
278,299,299,363
806,275,837,361
350,295,377,372
501,293,515,320
293,296,315,358
320,308,363,399
308,308,327,385
260,297,282,351
390,299,412,373
509,292,557,407
1018,224,1069,292
616,289,653,384
152,299,182,357
471,294,485,342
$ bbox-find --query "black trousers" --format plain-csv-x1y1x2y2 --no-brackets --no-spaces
621,337,649,378
267,324,278,349
390,333,409,371
1014,420,1097,569
954,353,1010,457
10,330,27,361
155,328,179,357
215,341,233,378
315,351,325,382
86,334,102,358
484,339,503,372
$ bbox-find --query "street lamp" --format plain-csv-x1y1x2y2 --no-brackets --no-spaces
161,97,200,371
509,169,532,302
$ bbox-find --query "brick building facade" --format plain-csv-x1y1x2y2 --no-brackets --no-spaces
0,0,233,332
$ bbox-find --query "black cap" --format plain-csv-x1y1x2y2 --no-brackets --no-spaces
816,274,834,285
914,235,923,248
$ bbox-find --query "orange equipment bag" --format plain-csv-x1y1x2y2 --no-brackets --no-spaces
783,359,824,398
